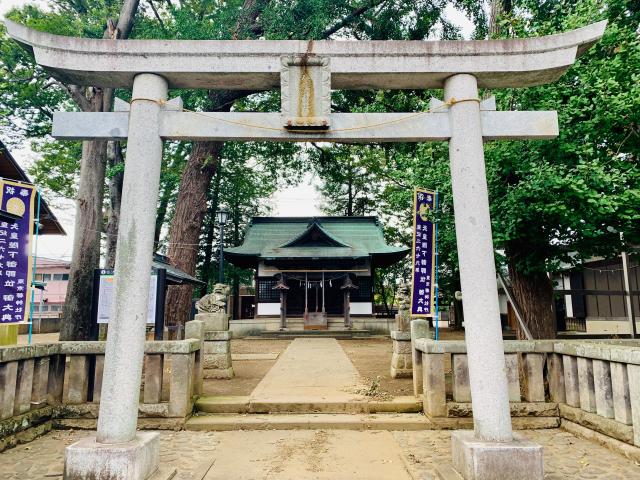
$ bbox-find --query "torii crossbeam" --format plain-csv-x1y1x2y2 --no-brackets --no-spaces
5,19,606,480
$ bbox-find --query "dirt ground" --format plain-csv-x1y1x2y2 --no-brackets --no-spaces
204,335,460,398
338,339,414,396
204,339,291,396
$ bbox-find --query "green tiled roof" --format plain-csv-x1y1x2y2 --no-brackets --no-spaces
225,216,409,268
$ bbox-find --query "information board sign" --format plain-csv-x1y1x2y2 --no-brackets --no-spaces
96,269,157,324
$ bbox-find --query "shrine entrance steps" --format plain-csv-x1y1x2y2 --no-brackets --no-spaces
187,338,425,431
258,329,371,339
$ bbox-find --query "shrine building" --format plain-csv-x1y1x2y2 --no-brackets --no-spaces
225,216,409,333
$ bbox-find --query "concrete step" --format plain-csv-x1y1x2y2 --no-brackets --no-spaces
195,395,423,414
258,329,371,339
185,413,432,431
185,412,559,432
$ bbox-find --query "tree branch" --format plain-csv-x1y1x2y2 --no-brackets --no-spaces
113,0,141,39
233,0,270,39
147,0,167,33
58,82,92,111
321,0,387,39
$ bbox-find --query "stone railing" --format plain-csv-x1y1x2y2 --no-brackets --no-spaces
0,320,204,451
413,336,640,453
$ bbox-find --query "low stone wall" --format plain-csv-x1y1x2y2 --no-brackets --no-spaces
0,320,204,452
18,317,61,334
413,337,640,452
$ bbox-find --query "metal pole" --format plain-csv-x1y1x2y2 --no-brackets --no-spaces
218,222,225,284
28,189,42,345
154,269,167,340
434,190,439,341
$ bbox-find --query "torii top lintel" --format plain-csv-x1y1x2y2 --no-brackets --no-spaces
5,19,606,90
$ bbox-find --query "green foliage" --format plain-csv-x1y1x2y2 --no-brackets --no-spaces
485,0,640,274
5,0,636,310
316,1,640,304
29,139,82,199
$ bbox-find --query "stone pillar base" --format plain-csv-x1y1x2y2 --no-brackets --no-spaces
203,367,234,379
64,432,159,480
390,330,412,379
203,330,234,379
195,312,229,332
451,431,543,480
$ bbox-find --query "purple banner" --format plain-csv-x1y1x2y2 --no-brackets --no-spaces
411,188,436,317
0,180,35,324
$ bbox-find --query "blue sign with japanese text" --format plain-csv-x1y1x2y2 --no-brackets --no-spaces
411,188,436,317
0,180,36,324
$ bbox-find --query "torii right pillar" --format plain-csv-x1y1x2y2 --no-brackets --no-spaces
444,73,543,479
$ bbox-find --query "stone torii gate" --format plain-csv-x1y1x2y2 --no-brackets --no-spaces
6,20,605,480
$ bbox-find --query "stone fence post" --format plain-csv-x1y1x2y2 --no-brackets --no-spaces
411,319,429,397
185,320,204,395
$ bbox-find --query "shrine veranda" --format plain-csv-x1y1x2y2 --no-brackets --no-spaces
1,19,614,480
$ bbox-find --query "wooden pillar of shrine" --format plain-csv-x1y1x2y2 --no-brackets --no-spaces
341,275,358,329
274,276,290,330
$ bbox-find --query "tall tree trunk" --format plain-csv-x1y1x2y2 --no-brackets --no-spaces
60,135,107,340
488,0,503,38
377,273,391,316
200,166,222,297
105,141,123,268
507,246,556,339
347,175,353,216
154,182,172,245
59,0,140,340
165,141,222,338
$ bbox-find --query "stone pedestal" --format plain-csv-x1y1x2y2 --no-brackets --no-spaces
196,311,229,332
64,432,159,480
390,330,412,378
198,312,234,379
450,431,543,480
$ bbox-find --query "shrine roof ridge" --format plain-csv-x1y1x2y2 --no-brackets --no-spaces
4,20,606,90
249,216,380,224
224,216,409,269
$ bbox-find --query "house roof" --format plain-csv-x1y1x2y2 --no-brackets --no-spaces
0,141,66,235
225,216,409,269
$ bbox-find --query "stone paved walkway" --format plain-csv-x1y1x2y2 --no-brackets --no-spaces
1,428,639,479
249,338,366,403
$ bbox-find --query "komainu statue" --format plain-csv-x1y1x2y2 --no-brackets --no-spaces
395,281,411,332
196,283,231,313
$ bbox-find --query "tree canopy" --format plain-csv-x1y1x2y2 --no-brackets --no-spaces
1,0,637,339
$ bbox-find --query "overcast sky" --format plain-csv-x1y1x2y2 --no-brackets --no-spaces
0,2,476,261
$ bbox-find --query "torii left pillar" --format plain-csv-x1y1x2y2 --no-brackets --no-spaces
64,73,168,480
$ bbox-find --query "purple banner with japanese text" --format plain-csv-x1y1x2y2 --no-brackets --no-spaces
0,180,36,324
411,188,436,317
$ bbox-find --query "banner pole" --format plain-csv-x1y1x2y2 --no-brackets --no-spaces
434,190,440,341
28,189,41,345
